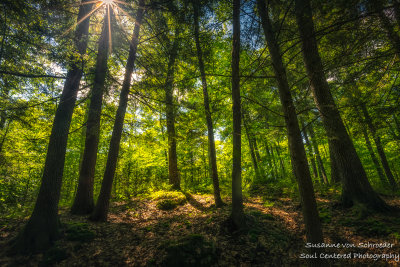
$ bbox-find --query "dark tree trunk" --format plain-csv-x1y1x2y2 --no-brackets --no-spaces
257,0,324,259
10,1,93,253
307,124,328,184
90,0,144,222
295,0,390,210
243,111,260,181
361,122,387,186
275,144,286,177
165,27,180,190
360,103,397,190
231,0,245,228
301,120,319,182
193,1,223,207
372,0,400,58
71,7,112,215
264,142,277,179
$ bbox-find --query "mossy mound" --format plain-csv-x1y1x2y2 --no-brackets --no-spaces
39,247,68,267
65,222,95,243
151,191,186,210
161,234,218,267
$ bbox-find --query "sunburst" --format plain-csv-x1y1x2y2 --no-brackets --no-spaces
62,0,134,53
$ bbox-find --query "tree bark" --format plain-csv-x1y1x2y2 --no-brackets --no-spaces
71,7,112,215
307,124,328,184
231,0,245,228
90,0,145,222
10,0,93,252
301,120,319,182
295,0,390,210
372,0,400,58
257,0,324,259
193,1,223,207
165,27,180,190
242,111,261,181
361,121,387,186
360,103,397,190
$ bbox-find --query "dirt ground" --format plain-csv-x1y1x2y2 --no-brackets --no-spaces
1,192,400,266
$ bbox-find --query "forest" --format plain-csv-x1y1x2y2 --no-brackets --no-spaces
0,0,400,265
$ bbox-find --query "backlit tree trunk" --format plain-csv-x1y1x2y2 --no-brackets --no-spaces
71,7,112,215
257,0,324,259
295,0,390,210
231,0,245,228
193,1,223,207
165,27,180,190
360,103,397,190
90,0,145,222
10,1,93,252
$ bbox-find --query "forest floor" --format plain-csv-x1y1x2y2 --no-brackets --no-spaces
1,189,400,266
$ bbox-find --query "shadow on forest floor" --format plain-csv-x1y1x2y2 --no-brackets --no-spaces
1,193,400,266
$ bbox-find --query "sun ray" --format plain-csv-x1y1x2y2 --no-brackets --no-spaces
61,3,104,37
113,3,136,23
111,5,137,47
113,0,129,6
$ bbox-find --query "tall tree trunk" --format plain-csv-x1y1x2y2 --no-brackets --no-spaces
301,120,319,182
307,124,328,184
360,103,397,190
71,7,112,215
10,1,93,252
275,144,286,177
242,111,260,181
231,0,245,228
165,27,180,190
193,1,223,207
90,0,144,222
264,141,278,179
372,0,400,58
361,122,387,186
295,0,390,210
257,0,324,258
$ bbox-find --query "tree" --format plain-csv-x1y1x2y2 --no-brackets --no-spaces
192,0,223,207
165,26,181,190
71,5,112,215
230,0,245,228
256,0,324,259
294,0,391,210
90,0,145,222
10,0,94,252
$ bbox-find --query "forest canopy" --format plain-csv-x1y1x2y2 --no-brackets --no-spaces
0,0,400,265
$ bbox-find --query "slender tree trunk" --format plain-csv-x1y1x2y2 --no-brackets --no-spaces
361,123,387,186
360,103,397,190
90,0,144,221
10,1,93,252
71,7,111,215
231,0,245,228
165,27,180,190
242,111,260,181
257,0,324,259
264,142,277,179
301,121,319,181
193,1,223,206
275,144,286,177
372,0,400,58
394,0,400,28
307,124,328,184
295,0,390,210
